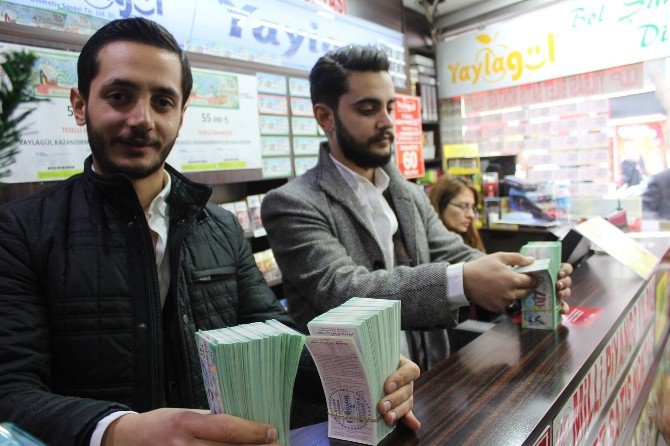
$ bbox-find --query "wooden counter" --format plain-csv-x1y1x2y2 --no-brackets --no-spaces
290,236,670,446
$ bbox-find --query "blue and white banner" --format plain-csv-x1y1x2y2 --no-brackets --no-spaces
1,0,405,86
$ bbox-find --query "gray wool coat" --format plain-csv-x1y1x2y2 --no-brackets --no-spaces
262,143,483,369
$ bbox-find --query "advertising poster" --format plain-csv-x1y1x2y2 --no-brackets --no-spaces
262,156,292,178
257,94,288,115
393,94,424,179
169,68,262,172
289,97,313,117
0,43,263,182
256,72,287,95
294,156,318,176
260,136,291,156
0,43,88,183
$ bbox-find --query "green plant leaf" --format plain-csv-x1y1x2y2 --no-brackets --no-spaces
0,51,47,183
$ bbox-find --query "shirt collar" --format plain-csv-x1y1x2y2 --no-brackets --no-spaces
148,171,171,220
329,153,390,192
91,164,172,218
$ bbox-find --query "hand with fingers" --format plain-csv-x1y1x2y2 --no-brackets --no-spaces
463,252,538,312
377,355,421,431
556,262,573,314
463,253,574,313
102,408,280,446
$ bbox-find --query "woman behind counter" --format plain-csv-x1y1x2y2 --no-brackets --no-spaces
429,174,486,252
429,175,496,322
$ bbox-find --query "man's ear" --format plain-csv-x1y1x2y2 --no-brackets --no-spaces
70,88,87,126
313,103,335,133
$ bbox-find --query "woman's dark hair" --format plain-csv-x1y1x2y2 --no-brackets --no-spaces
429,175,485,253
309,45,389,110
77,17,192,107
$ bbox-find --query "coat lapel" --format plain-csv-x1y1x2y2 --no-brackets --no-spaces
384,164,418,264
316,144,385,264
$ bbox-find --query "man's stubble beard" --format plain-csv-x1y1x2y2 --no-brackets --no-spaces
85,110,175,180
334,112,394,170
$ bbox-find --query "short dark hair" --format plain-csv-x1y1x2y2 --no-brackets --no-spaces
77,17,192,107
309,45,389,110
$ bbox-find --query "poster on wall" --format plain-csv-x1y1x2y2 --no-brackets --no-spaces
0,43,89,183
0,43,263,182
168,67,262,172
394,94,424,179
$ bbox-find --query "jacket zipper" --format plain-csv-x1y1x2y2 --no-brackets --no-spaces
167,214,192,402
134,213,165,409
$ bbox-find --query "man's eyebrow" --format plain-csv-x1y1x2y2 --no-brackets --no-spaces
153,86,180,99
353,97,396,106
353,97,381,106
101,79,180,99
101,78,138,90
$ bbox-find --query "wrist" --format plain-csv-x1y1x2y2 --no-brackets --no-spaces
461,262,471,299
102,413,138,446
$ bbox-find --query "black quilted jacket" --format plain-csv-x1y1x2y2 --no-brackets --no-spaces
0,157,294,445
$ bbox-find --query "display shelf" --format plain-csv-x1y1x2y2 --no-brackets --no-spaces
407,50,442,182
423,158,442,166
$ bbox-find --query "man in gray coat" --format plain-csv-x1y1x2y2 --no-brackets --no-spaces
643,168,670,220
262,45,572,370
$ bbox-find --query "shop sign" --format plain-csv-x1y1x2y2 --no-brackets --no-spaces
552,282,655,445
1,0,405,87
394,94,425,179
437,0,670,98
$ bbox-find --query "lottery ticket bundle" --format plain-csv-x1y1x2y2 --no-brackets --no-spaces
195,320,305,446
518,241,562,330
306,297,401,445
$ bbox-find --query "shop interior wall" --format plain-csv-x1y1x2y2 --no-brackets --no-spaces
0,0,407,205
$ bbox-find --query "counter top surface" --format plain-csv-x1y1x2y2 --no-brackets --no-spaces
290,236,670,446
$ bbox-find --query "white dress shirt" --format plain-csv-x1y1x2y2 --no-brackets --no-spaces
329,154,467,308
147,172,172,307
330,154,398,268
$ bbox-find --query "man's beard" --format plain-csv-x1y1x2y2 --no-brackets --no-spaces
86,111,174,180
334,113,394,169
